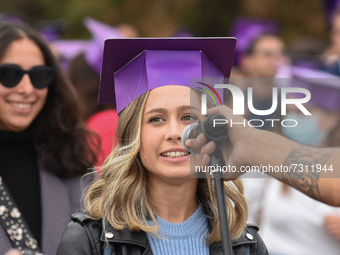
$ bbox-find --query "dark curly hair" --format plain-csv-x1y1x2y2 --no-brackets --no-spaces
0,22,99,177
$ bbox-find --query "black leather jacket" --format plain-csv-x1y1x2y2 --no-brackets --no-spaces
57,212,268,255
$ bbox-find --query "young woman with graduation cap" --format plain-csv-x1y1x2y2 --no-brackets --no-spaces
57,38,268,255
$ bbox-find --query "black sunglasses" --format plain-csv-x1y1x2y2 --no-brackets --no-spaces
0,64,56,89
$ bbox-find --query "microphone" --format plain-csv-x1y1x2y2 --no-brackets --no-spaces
181,113,228,154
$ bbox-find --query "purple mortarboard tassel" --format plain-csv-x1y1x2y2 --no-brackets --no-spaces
277,65,340,111
83,17,124,75
99,38,236,114
229,17,279,66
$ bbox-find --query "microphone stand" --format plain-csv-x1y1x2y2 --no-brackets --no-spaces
184,113,233,254
210,150,233,255
197,113,233,255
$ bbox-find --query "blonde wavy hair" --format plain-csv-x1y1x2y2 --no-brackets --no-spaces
85,89,248,243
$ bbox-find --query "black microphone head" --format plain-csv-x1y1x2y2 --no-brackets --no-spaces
202,113,227,140
181,123,199,154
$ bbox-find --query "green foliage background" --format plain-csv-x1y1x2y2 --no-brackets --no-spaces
0,0,329,43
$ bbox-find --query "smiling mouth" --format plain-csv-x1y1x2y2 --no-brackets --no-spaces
11,102,33,110
161,151,190,158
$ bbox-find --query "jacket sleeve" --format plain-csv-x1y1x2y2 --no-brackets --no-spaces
56,221,94,255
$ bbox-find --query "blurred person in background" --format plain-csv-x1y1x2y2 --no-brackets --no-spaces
286,37,326,70
323,0,340,64
170,27,194,37
68,17,139,167
229,17,288,132
117,23,139,38
322,0,340,75
0,21,97,254
243,66,340,255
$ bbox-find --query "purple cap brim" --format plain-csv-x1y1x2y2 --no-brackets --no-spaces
99,37,236,109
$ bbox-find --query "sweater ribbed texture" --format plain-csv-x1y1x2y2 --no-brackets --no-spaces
146,204,209,255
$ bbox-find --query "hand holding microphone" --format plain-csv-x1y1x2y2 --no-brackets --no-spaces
182,113,228,154
183,105,253,180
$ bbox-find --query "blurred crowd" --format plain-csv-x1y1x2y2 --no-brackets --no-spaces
1,1,340,254
229,7,340,255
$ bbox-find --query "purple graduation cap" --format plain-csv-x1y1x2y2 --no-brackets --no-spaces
229,17,279,66
277,65,340,111
52,39,88,70
52,40,88,59
99,38,236,113
83,17,124,75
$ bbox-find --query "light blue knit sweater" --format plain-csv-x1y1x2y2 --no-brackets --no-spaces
146,204,209,255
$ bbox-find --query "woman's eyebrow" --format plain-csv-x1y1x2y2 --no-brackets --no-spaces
145,105,200,115
177,105,200,112
145,108,167,115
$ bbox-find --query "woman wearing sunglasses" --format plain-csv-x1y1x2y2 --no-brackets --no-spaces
0,22,98,255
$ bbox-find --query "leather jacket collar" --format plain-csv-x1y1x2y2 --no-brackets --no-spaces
100,223,148,249
65,212,268,255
